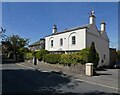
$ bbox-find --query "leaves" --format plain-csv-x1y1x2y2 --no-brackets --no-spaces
2,35,29,60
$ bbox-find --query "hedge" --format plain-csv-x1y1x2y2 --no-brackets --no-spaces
35,49,49,61
24,52,33,60
77,48,90,64
43,54,61,64
59,54,82,66
43,53,83,66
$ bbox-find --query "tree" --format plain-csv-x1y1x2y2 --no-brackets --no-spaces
88,42,99,68
2,35,29,60
116,50,120,61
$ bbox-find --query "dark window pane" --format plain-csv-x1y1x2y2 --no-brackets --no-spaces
60,38,63,46
72,36,76,45
51,40,53,47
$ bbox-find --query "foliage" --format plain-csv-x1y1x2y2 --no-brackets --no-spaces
18,47,30,61
43,54,60,64
77,48,90,64
2,35,29,61
24,52,33,60
116,50,120,61
2,40,13,58
59,54,82,66
35,49,49,61
88,42,99,68
77,42,99,68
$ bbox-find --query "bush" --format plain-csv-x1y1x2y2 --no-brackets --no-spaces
24,52,33,60
78,48,90,64
88,42,99,68
78,42,99,68
59,54,82,66
35,49,49,61
43,54,60,64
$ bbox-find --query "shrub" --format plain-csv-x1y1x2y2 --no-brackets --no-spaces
78,42,99,68
24,52,33,60
78,48,90,64
35,49,49,61
88,42,99,68
59,54,82,66
43,54,60,64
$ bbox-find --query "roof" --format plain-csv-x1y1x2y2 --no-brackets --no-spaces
29,38,45,47
46,24,92,37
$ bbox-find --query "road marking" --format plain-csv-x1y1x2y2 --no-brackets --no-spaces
17,63,119,91
75,78,119,90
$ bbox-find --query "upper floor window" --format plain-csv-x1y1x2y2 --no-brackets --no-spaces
104,55,106,60
72,36,76,45
60,38,63,46
51,40,53,47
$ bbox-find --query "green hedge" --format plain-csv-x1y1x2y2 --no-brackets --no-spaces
43,54,60,64
77,48,90,64
35,49,49,61
24,52,33,60
42,43,99,68
43,53,82,66
59,54,82,66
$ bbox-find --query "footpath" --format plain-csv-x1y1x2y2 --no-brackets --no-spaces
18,61,119,92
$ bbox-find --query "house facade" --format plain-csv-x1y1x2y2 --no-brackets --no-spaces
45,11,109,66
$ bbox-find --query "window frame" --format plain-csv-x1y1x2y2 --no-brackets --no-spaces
60,38,63,46
71,36,76,45
51,40,53,47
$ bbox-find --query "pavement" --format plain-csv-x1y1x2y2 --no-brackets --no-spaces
2,61,120,94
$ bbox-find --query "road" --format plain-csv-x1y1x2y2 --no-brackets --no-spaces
2,63,119,95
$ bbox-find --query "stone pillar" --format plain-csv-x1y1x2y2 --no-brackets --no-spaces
33,57,38,65
85,63,93,76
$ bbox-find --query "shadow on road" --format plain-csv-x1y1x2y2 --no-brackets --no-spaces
94,73,112,76
2,69,72,94
2,69,119,95
2,58,17,64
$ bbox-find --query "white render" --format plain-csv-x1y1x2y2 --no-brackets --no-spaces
45,29,86,52
45,11,110,66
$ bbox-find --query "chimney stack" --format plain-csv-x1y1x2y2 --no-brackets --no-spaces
101,20,106,32
52,24,57,34
89,10,96,24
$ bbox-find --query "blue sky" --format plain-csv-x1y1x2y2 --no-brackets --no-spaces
2,2,118,49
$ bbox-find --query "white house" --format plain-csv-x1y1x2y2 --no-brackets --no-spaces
45,11,109,66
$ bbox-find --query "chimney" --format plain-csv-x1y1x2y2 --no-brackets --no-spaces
101,20,106,32
52,24,57,34
89,10,96,24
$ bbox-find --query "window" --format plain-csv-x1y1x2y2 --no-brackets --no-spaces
72,36,76,45
51,40,53,47
101,60,104,63
104,55,106,60
60,38,63,46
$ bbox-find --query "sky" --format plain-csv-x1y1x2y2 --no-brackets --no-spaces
2,2,118,49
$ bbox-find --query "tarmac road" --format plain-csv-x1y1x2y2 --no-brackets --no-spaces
2,63,119,95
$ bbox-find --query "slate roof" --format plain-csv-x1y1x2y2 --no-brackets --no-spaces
29,38,45,47
46,24,92,37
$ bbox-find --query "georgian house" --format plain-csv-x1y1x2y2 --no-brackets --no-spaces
45,11,109,66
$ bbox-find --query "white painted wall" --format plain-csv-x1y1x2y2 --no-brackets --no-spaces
86,24,109,66
45,29,86,51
